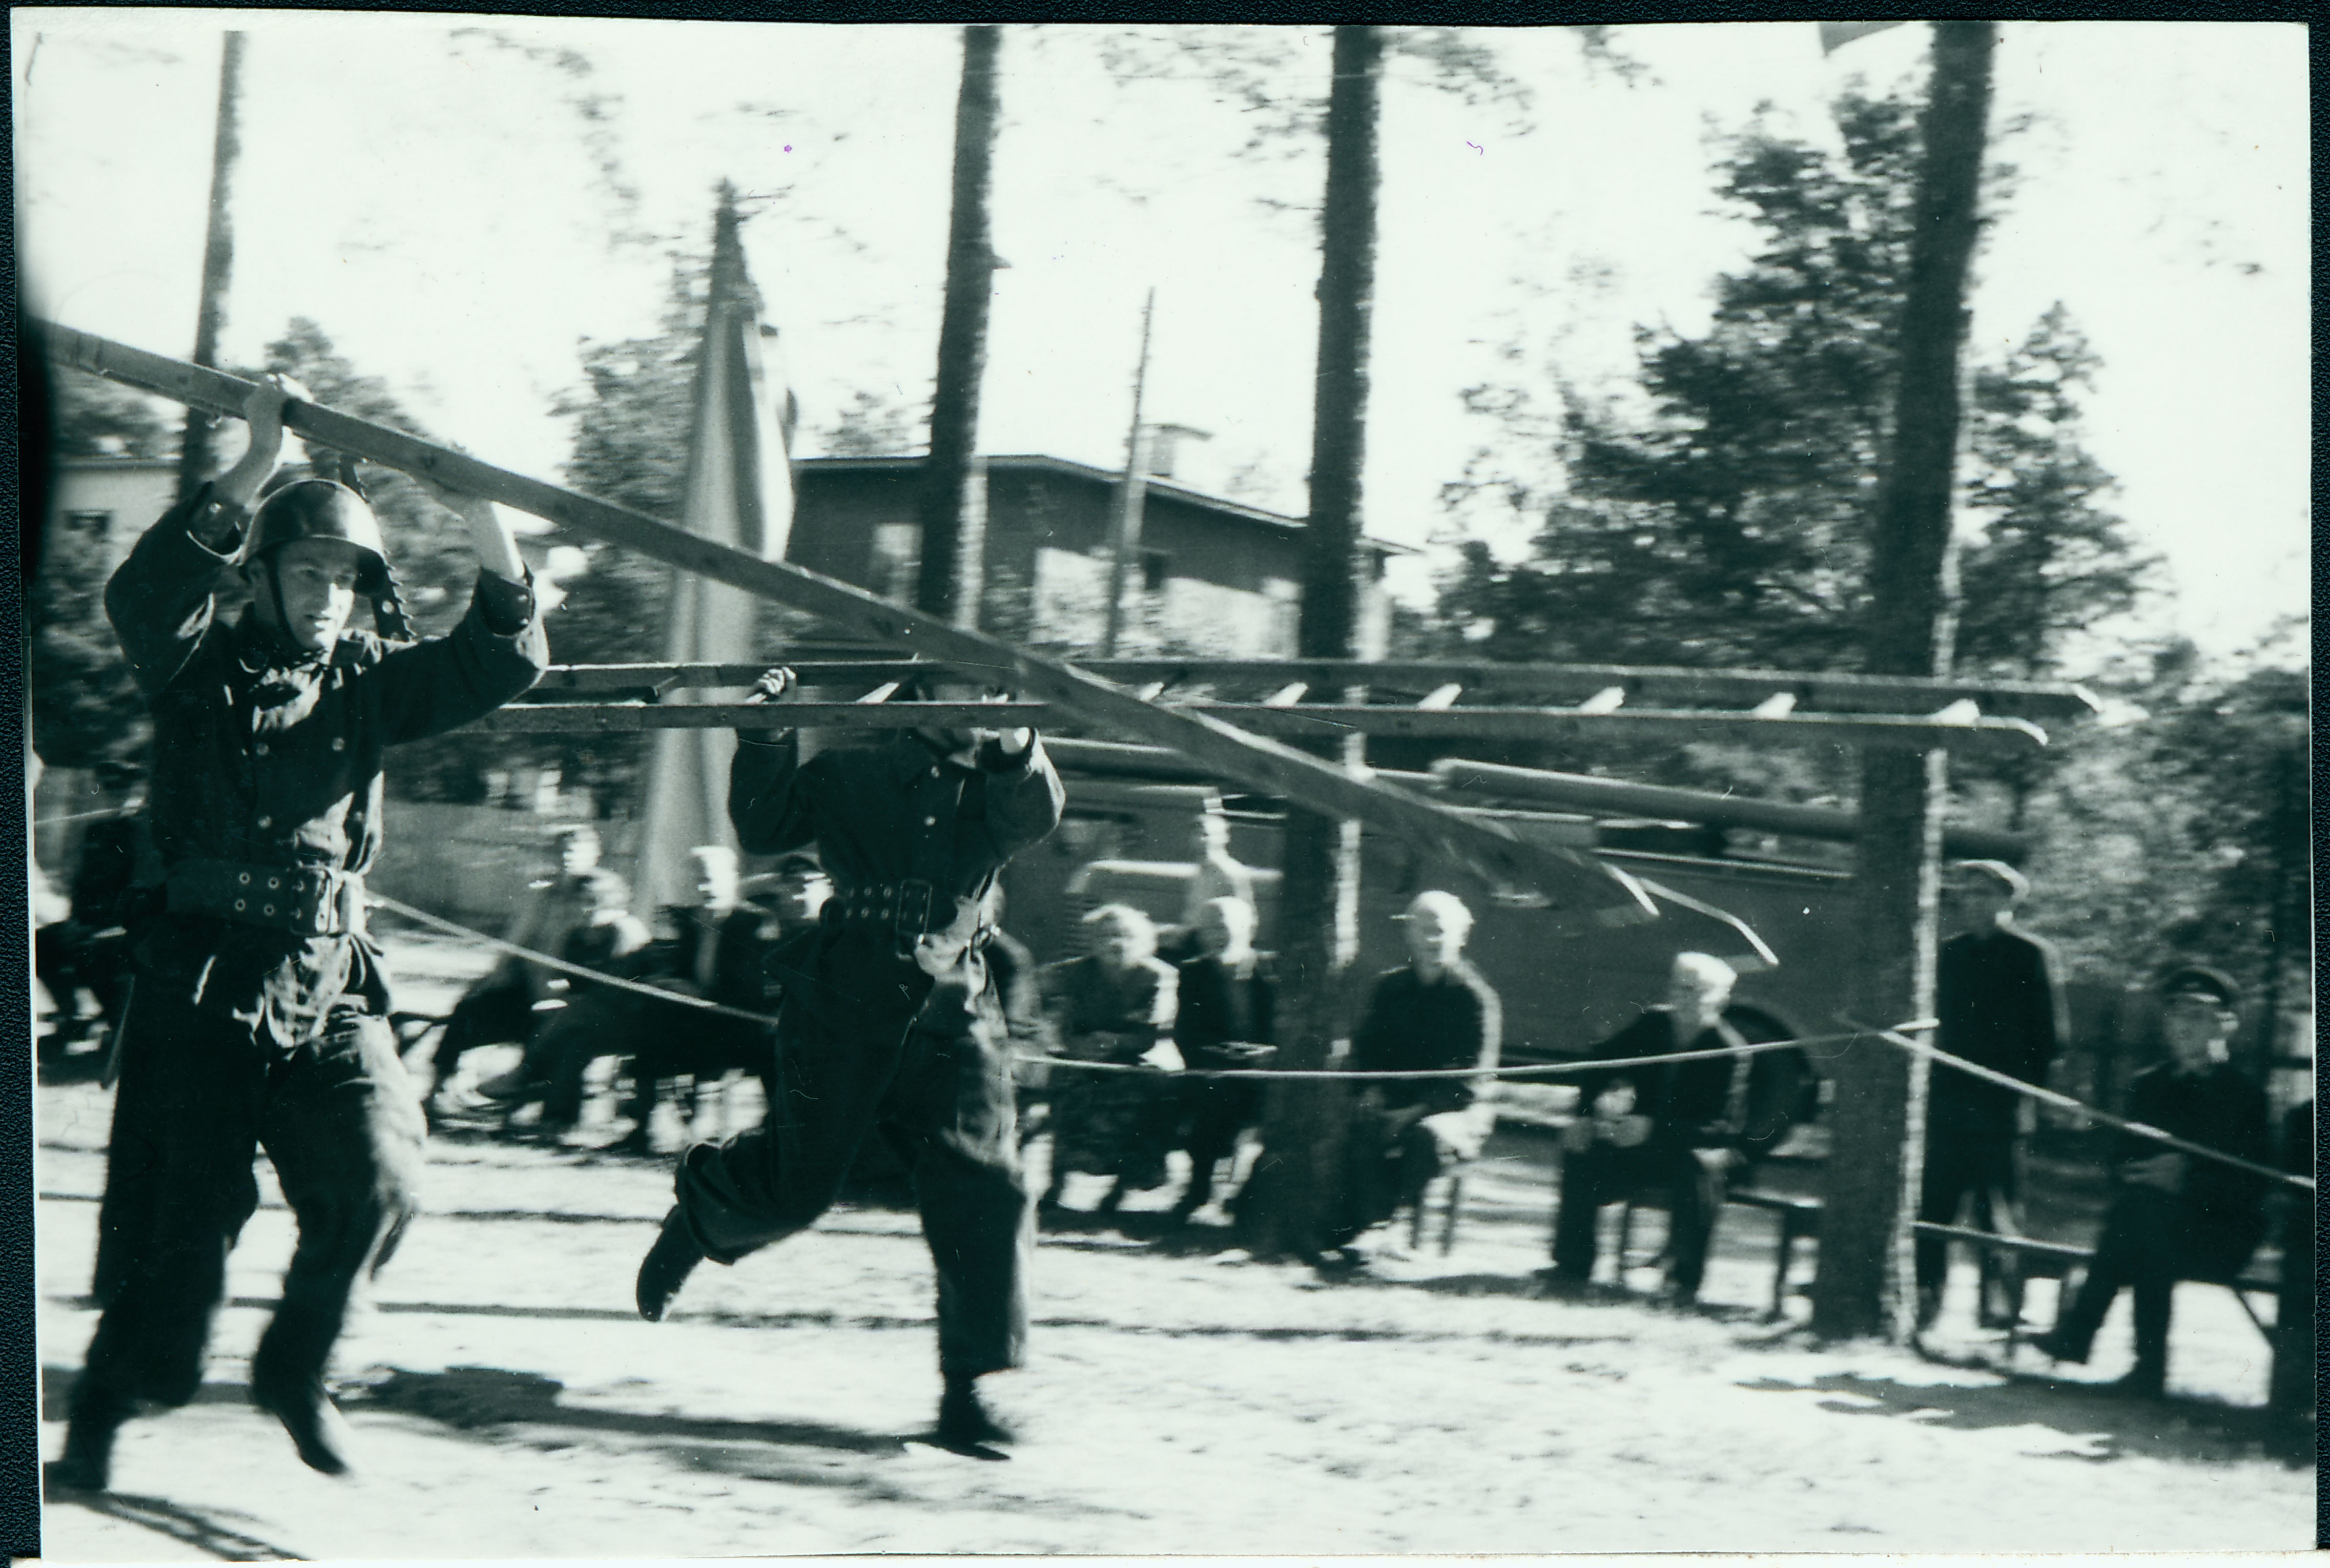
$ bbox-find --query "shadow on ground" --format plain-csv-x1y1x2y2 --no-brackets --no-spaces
44,1487,305,1561
1737,1368,2310,1467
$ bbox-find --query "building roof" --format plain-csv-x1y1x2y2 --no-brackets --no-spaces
798,452,1416,554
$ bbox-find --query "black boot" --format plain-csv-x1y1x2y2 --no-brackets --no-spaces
636,1206,705,1323
47,1384,132,1493
934,1373,1016,1450
250,1374,357,1476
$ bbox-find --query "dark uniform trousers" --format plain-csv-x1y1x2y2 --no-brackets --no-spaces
2045,1060,2271,1379
673,941,1030,1378
1551,1139,1724,1294
81,930,426,1419
78,482,545,1436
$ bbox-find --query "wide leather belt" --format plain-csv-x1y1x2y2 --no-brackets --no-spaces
820,878,976,946
165,858,367,937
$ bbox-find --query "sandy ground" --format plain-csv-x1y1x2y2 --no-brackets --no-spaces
30,933,2316,1560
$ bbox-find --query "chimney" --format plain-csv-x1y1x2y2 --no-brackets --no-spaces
1143,423,1211,482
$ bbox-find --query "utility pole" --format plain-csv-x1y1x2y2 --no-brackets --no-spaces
1238,24,1382,1262
1811,20,1995,1342
1102,290,1156,658
915,23,1004,629
175,30,245,503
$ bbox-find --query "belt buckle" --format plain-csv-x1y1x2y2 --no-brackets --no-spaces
893,878,933,944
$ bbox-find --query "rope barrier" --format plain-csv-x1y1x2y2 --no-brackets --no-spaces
1872,1023,2314,1194
367,892,786,1029
1035,1028,1879,1082
364,893,2312,1191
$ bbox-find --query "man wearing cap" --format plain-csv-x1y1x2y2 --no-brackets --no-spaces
632,667,1064,1452
1326,891,1502,1260
2032,965,2271,1397
51,377,547,1493
1915,860,2068,1332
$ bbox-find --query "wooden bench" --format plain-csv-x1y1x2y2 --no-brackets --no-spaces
1910,1219,2282,1347
1617,1185,1822,1320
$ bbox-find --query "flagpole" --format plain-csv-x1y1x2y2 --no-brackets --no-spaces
1102,288,1156,659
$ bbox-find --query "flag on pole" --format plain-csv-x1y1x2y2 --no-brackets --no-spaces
631,184,798,918
1819,20,1912,55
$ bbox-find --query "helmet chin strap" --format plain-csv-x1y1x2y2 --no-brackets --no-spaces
257,553,325,659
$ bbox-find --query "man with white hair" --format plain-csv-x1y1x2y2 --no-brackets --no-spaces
1546,952,1755,1305
1327,890,1502,1258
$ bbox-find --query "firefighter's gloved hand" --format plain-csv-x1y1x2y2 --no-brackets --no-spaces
736,667,799,746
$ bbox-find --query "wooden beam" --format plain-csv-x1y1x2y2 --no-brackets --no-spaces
483,697,2047,754
44,320,1651,923
1059,657,2099,721
540,655,2096,720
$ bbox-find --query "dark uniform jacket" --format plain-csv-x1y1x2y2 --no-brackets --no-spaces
1176,953,1276,1066
729,729,1065,1039
1349,962,1502,1118
106,484,547,1044
1576,1009,1754,1154
1933,924,2067,1137
2115,1059,2271,1230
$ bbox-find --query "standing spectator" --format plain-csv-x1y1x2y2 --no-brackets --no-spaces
1916,859,2068,1331
1169,895,1274,1225
2032,966,2272,1397
1038,904,1182,1216
631,667,1064,1451
421,821,601,1122
1328,891,1501,1261
1179,799,1257,931
51,376,546,1492
1545,953,1758,1305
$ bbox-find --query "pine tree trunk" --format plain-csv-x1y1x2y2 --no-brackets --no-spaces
915,24,1002,626
175,31,245,501
1238,24,1381,1262
1811,20,1994,1342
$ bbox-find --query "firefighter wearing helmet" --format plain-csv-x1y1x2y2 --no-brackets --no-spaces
49,376,549,1494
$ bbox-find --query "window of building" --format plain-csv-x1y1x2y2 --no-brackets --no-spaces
1140,549,1171,593
64,510,112,538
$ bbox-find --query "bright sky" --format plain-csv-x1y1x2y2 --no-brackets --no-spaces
13,15,2308,660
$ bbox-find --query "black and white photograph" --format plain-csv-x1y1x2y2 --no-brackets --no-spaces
16,12,2313,1558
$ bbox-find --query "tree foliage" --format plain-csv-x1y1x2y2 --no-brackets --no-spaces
2020,635,2308,1024
1441,91,1922,671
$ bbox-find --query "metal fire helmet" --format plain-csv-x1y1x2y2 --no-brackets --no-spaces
245,477,392,596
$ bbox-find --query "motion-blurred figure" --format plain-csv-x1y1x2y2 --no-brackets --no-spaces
633,667,1064,1452
421,821,602,1124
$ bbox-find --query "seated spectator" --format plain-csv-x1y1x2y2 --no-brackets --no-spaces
614,845,781,1151
34,813,142,1057
2032,965,2272,1397
1038,903,1181,1215
425,821,603,1120
1169,895,1275,1225
1545,952,1760,1305
1326,891,1501,1260
478,865,653,1132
